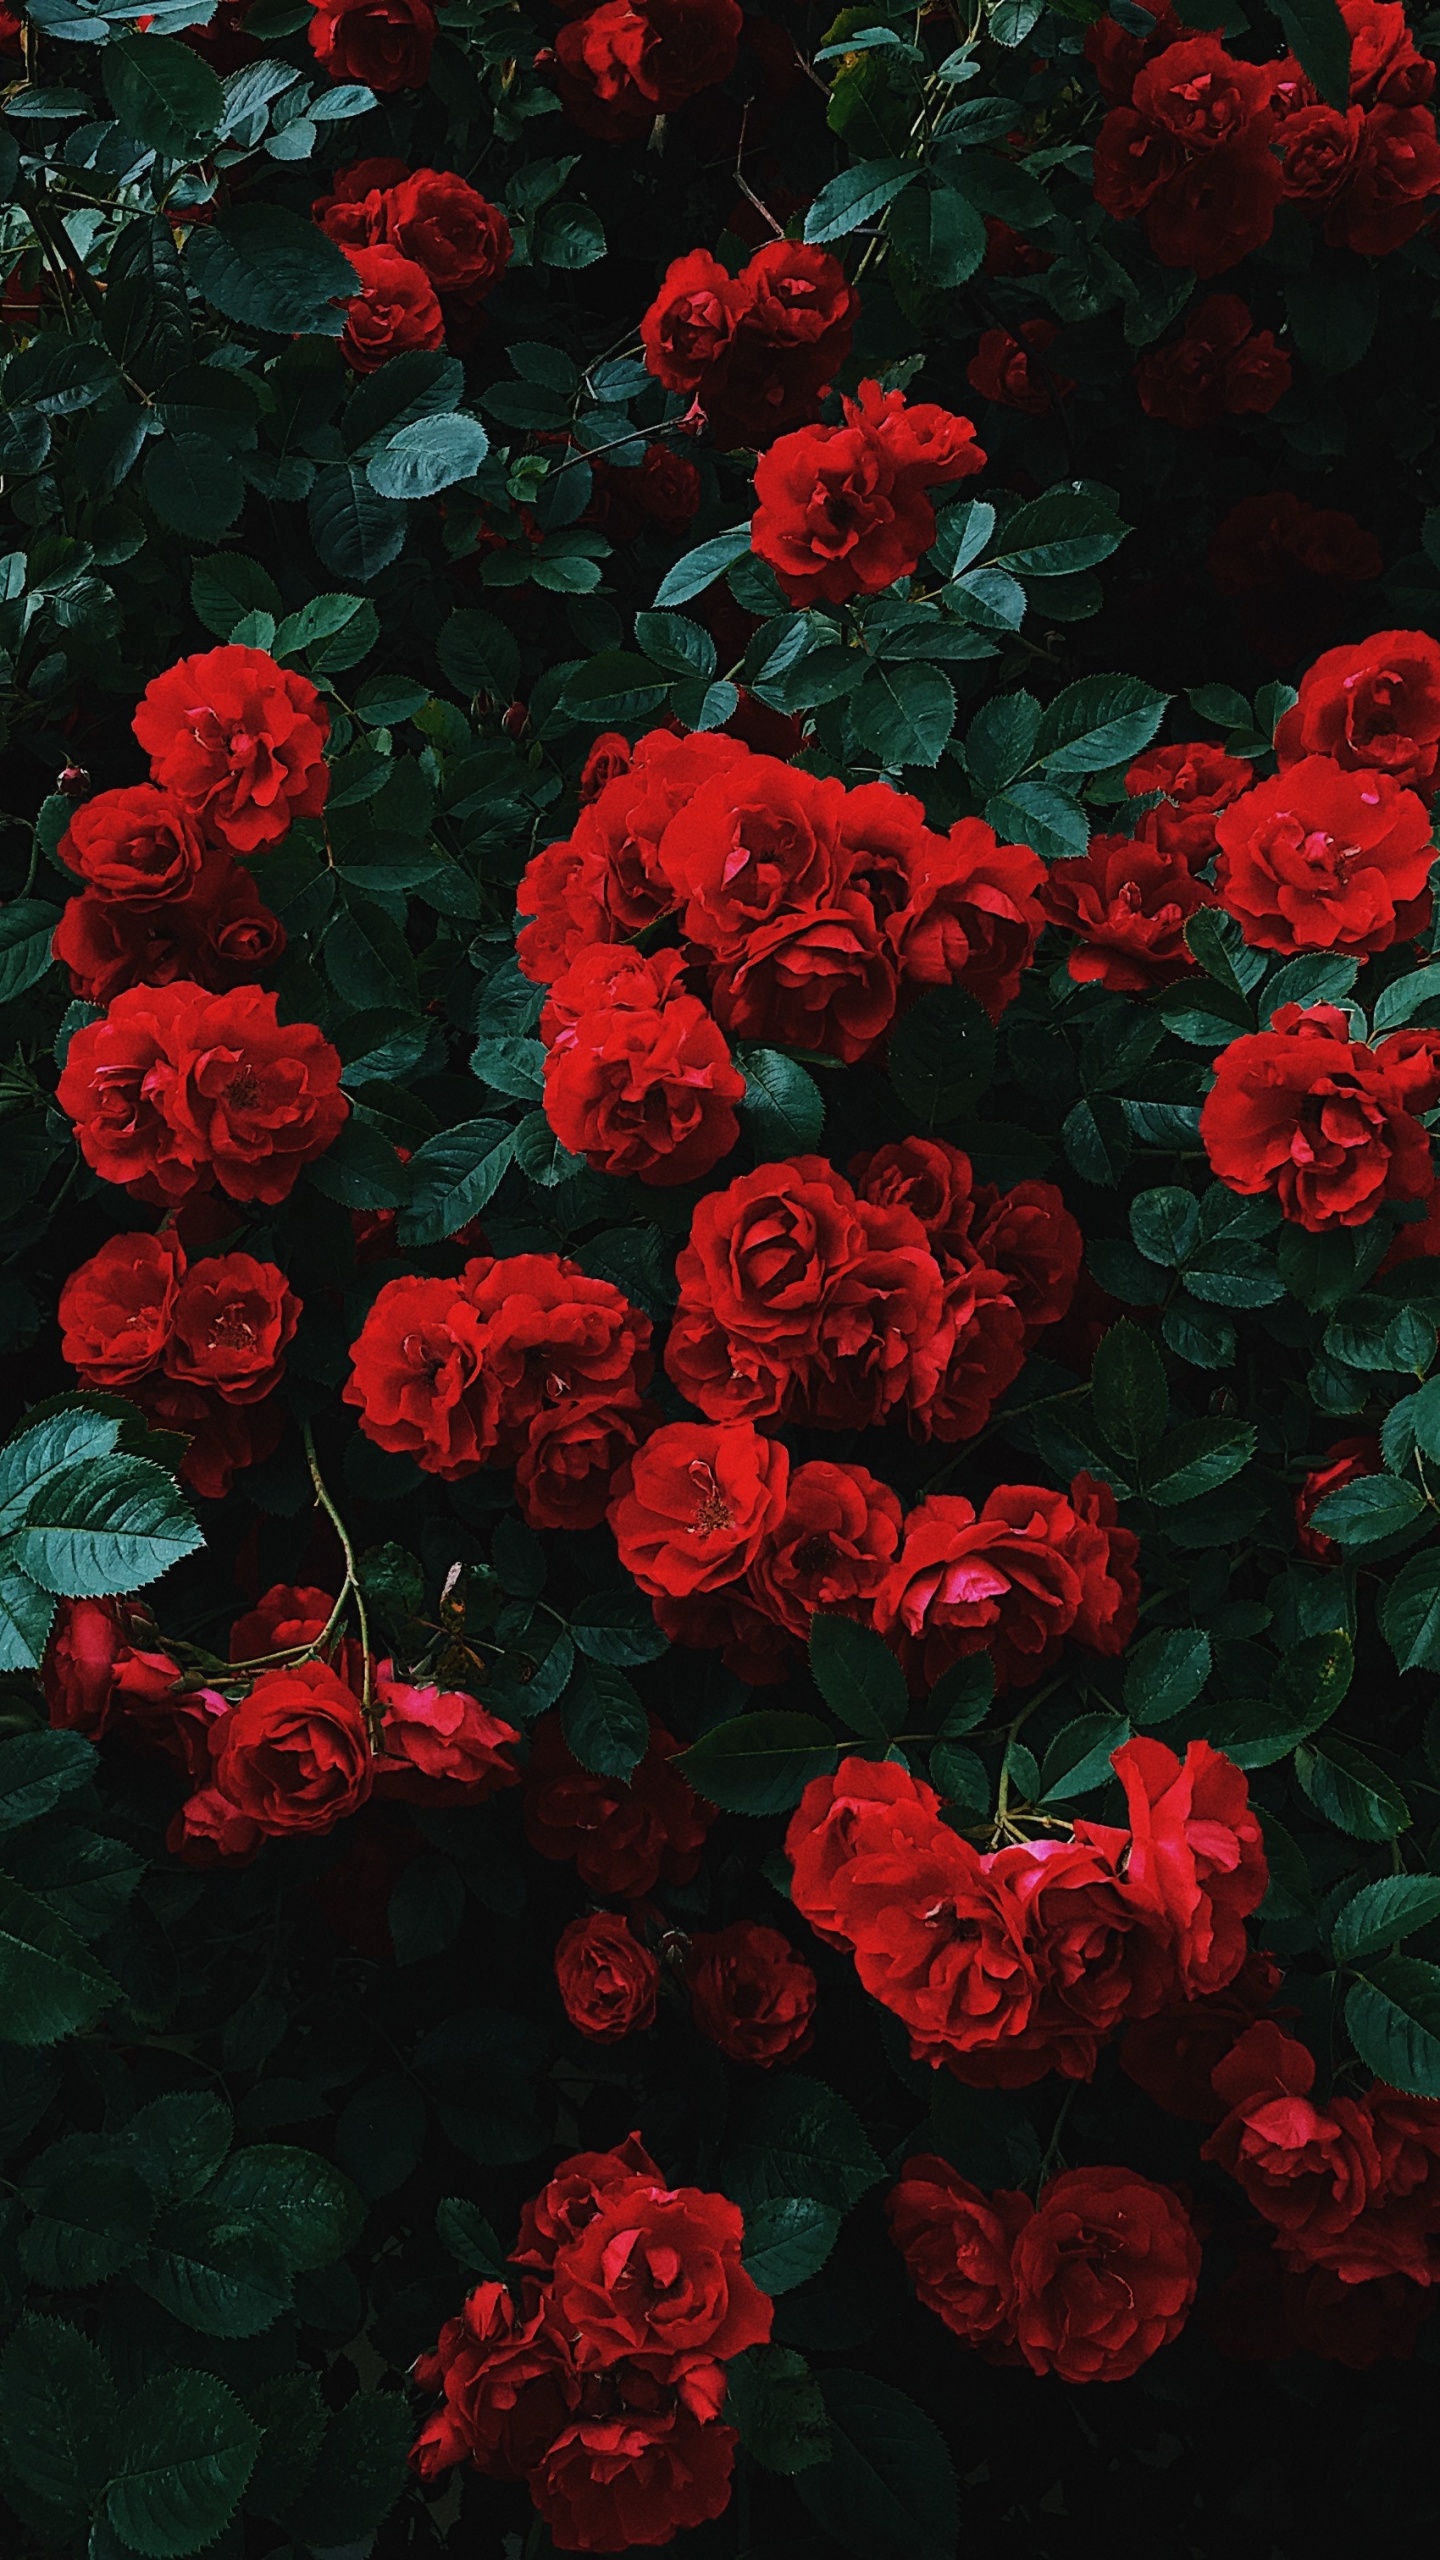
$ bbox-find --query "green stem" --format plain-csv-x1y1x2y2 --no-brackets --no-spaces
302,1420,377,1742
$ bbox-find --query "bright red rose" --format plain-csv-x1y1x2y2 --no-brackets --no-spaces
919,1259,1028,1445
524,1714,713,1898
685,1921,816,2065
340,244,444,372
660,757,847,960
542,948,745,1188
58,1228,184,1386
411,2281,576,2481
343,1272,494,1477
1114,1733,1267,1997
170,1785,265,1866
229,1584,334,1659
1201,1001,1438,1229
1119,1949,1284,2118
1326,103,1440,253
888,2156,1033,2351
311,155,410,245
383,167,511,302
1215,756,1434,955
873,1477,1139,1693
57,982,346,1207
1204,2022,1383,2272
751,380,984,607
1294,1432,1382,1560
711,899,899,1067
52,843,288,1007
745,1460,903,1639
552,0,742,140
517,729,750,979
516,1395,660,1533
57,785,207,899
1126,738,1254,866
966,318,1073,416
970,1178,1083,1342
307,0,434,89
163,1251,299,1403
43,1596,183,1739
1134,292,1291,426
1011,2166,1201,2381
133,645,329,855
529,2373,736,2554
608,1419,788,1599
555,1912,661,2043
965,1830,1151,2087
886,817,1046,1019
785,1755,946,1948
1276,629,1440,798
208,1658,372,1837
512,2134,664,2272
550,2170,772,2372
463,1253,653,1451
373,1664,521,1801
1040,833,1212,991
705,241,859,449
851,1135,978,1258
640,247,742,390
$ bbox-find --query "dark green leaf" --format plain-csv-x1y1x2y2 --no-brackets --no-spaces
739,2196,840,2294
796,2370,957,2560
561,1663,648,1780
102,36,223,157
1332,1875,1440,1964
0,2317,118,2523
888,988,995,1125
809,1615,909,1740
1123,1627,1211,1723
188,204,354,336
1297,1736,1410,1841
740,1048,825,1154
105,2370,258,2560
1091,1319,1167,1463
727,2344,831,2476
396,1119,512,1246
724,2073,883,2212
675,1713,837,1816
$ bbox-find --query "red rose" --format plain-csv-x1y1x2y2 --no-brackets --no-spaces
1011,2167,1200,2381
751,377,984,611
343,1272,493,1476
1134,292,1291,426
524,1713,713,1898
1215,756,1433,955
1277,101,1365,202
689,241,859,449
1204,2021,1384,2272
1113,1733,1267,1997
170,1785,264,1866
786,1755,945,1948
660,757,847,960
208,1658,372,1836
1350,2089,1440,2283
307,0,435,90
1040,833,1212,992
132,645,329,855
664,1157,944,1432
57,785,207,899
885,817,1046,1019
58,982,347,1207
919,1260,1028,1445
1294,1434,1383,1560
1341,0,1434,105
873,1476,1139,1693
1326,103,1440,252
1126,739,1253,866
966,319,1072,417
162,1251,299,1403
685,1921,816,2065
52,845,288,1007
412,2282,576,2481
59,1229,185,1386
1210,491,1383,598
312,155,411,246
550,2167,771,2371
43,1596,182,1739
1276,629,1440,798
229,1584,334,1658
851,1135,977,1257
579,733,635,802
552,0,742,140
340,244,444,372
1146,139,1284,272
517,730,750,979
714,898,899,1067
967,1830,1151,2088
464,1252,653,1446
888,2156,1033,2351
1119,1949,1283,2120
970,1178,1083,1341
1201,1001,1438,1229
373,1665,520,1800
1084,0,1192,105
131,1376,284,1502
1131,36,1276,146
516,1395,659,1533
512,2134,663,2272
383,167,511,302
745,1460,902,1639
541,946,745,1188
530,2375,736,2553
608,1419,788,1599
640,246,741,390
555,1912,660,2042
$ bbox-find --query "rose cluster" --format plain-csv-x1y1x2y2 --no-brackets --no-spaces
890,2155,1201,2383
1092,3,1440,276
524,1712,714,1900
640,239,858,449
344,1251,658,1522
546,0,742,144
411,2135,772,2552
59,1228,299,1499
784,1742,1267,2086
52,640,330,1003
750,378,987,607
517,724,1046,1178
314,158,512,371
554,1909,818,2065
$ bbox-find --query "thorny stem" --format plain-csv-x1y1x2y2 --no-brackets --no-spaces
302,1419,378,1742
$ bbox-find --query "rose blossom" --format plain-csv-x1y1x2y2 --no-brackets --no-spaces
685,1921,816,2065
132,644,329,854
555,1912,661,2043
1201,1001,1440,1229
1011,2166,1201,2381
888,2156,1032,2351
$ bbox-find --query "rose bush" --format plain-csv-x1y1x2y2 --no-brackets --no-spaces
5,0,1440,2551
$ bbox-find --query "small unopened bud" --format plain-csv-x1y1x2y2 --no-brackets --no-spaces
57,764,90,799
502,699,529,741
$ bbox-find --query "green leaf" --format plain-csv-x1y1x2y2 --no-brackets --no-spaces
1269,0,1353,109
1314,1475,1428,1554
991,489,1127,578
928,1653,995,1735
325,892,418,1011
306,1115,410,1209
1130,1186,1202,1268
851,662,956,769
674,1713,838,1815
187,204,354,337
739,2196,840,2294
727,2344,831,2477
105,2370,259,2560
189,553,282,641
568,1593,671,1667
0,1409,122,1539
395,1118,513,1246
0,1871,118,2045
436,2194,506,2275
561,651,670,724
137,2202,293,2338
724,2073,883,2213
796,2370,957,2560
804,159,918,244
0,2317,119,2523
1346,1958,1440,2096
1381,1548,1440,1670
278,2389,411,2545
561,1663,648,1780
124,2092,233,2205
1332,1875,1440,1964
102,35,223,158
1091,1318,1167,1463
1297,1736,1410,1842
1036,673,1169,775
888,987,995,1125
987,778,1089,863
0,900,63,1008
0,1729,95,1834
365,412,489,500
652,525,751,609
9,1453,202,1597
1147,1417,1256,1506
887,181,986,286
930,1738,990,1812
143,433,243,539
21,2136,157,2285
740,1048,825,1155
1123,1627,1210,1723
436,604,520,702
205,2145,363,2274
308,462,408,581
808,1615,908,1740
1039,1711,1128,1802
